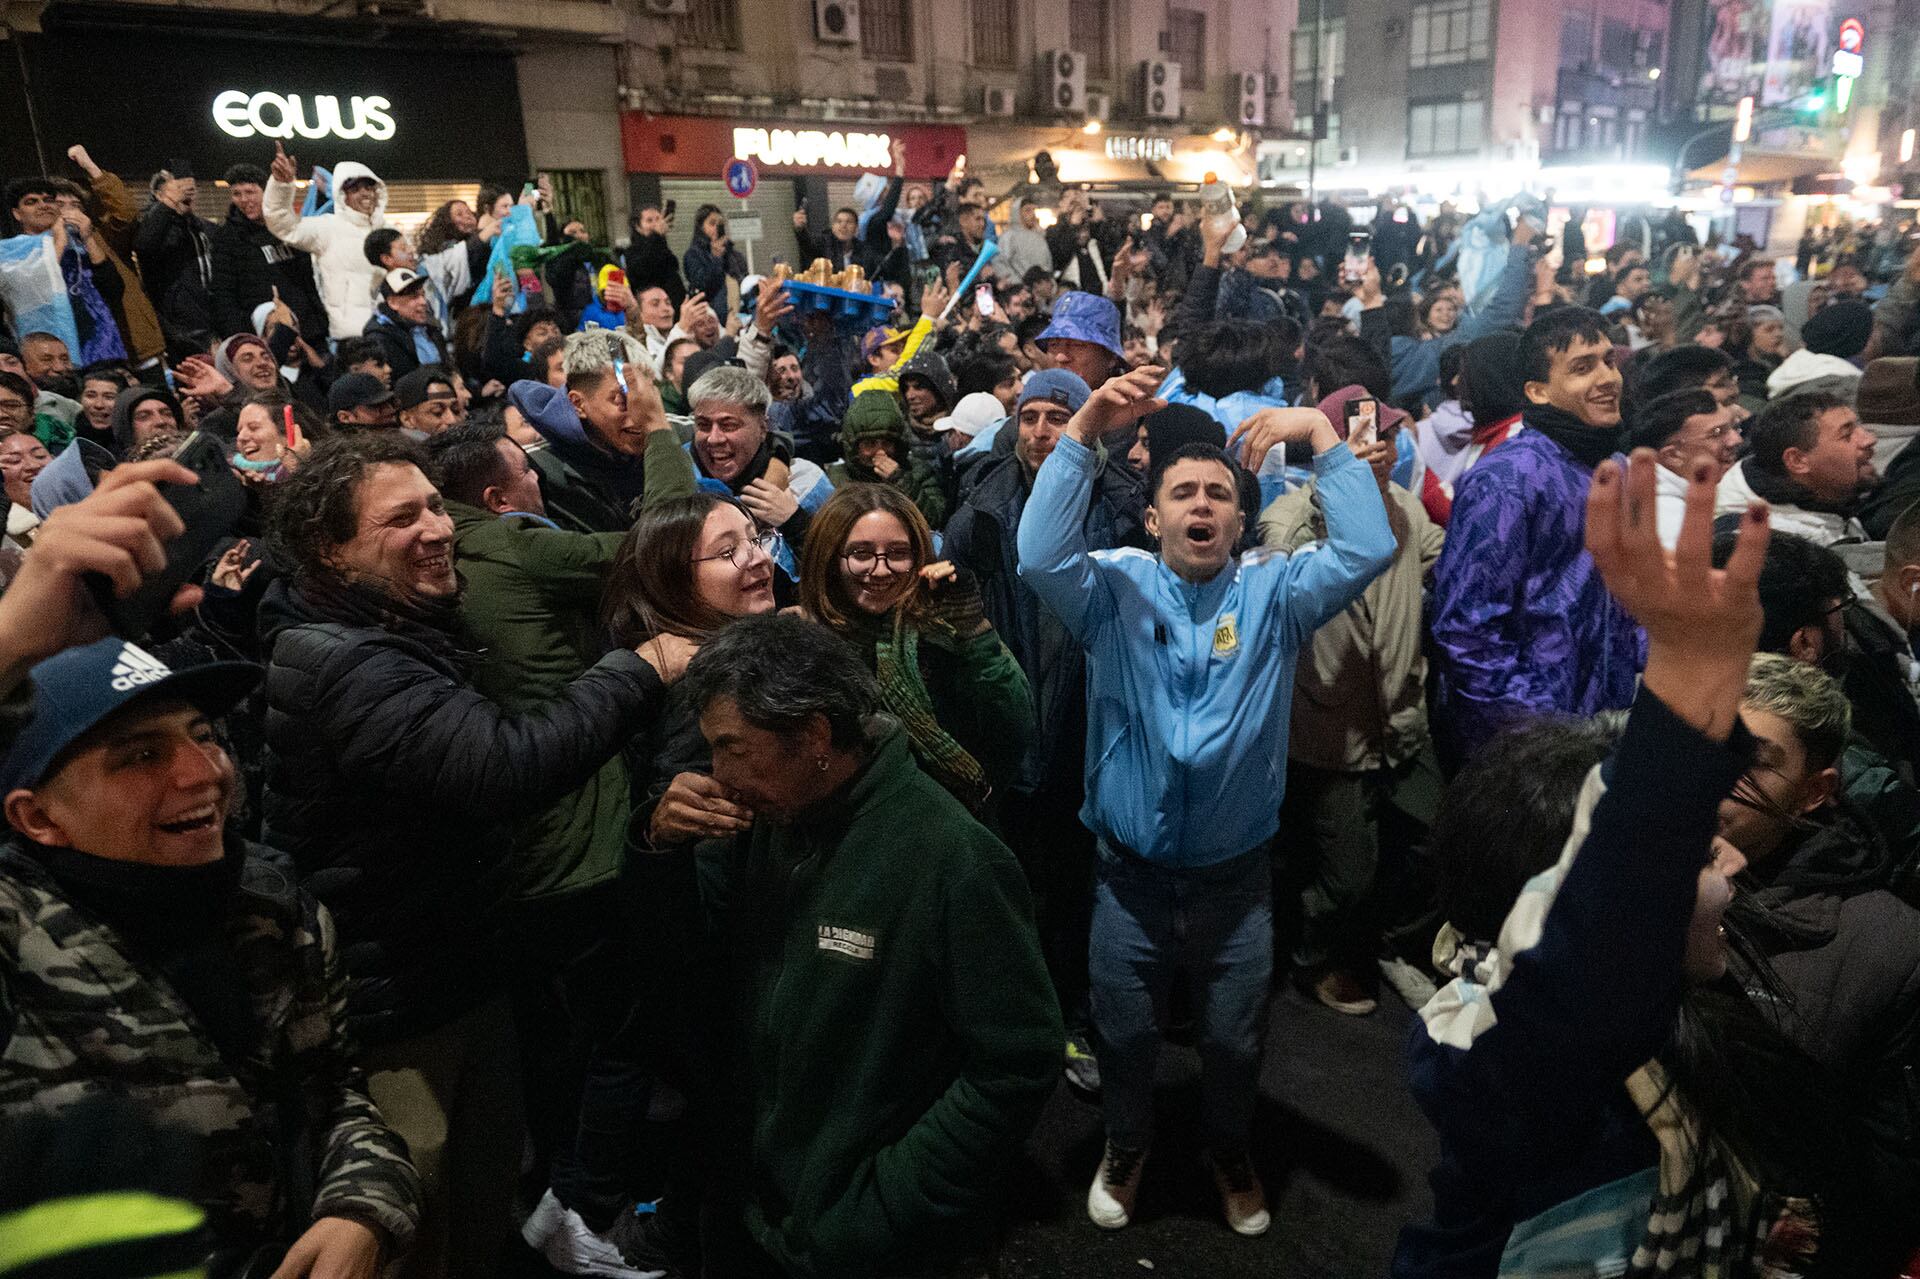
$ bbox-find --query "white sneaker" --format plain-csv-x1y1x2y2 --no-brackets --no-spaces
1378,955,1440,1010
1205,1150,1271,1237
1087,1141,1147,1229
521,1189,669,1279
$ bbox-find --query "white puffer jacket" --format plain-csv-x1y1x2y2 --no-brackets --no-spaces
263,161,388,340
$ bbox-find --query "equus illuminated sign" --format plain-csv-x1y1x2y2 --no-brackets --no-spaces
212,91,397,142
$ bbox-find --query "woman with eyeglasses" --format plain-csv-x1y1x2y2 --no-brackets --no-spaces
797,483,1033,818
604,491,782,849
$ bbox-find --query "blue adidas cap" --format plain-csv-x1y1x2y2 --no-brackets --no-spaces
0,639,260,794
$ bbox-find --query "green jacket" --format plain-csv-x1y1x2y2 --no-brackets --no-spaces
0,841,421,1255
451,501,630,901
687,729,1060,1278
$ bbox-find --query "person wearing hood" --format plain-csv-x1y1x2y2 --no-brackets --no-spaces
1261,385,1446,1017
208,161,329,345
828,389,950,529
132,160,215,351
1430,307,1644,763
263,143,386,340
362,269,451,384
1715,391,1877,547
107,384,184,459
1717,655,1920,1208
256,431,698,1279
519,330,698,534
1768,298,1870,402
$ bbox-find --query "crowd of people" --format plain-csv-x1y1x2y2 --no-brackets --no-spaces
2,131,1920,1279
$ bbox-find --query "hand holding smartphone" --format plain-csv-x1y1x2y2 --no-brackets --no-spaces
85,432,248,638
1344,397,1380,450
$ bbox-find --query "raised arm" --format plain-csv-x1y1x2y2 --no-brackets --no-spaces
1017,366,1166,640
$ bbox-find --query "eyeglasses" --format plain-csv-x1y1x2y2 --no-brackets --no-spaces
843,547,915,575
1822,592,1856,619
693,528,780,568
0,399,28,416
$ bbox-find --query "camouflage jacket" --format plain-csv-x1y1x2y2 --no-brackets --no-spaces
0,839,421,1255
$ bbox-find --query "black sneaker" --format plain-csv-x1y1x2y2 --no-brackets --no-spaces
1063,1030,1102,1096
602,1200,694,1279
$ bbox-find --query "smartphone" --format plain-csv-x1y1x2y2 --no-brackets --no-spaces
1344,397,1380,450
662,199,677,223
1343,232,1372,285
86,432,248,639
607,267,627,288
1139,212,1154,231
974,284,994,316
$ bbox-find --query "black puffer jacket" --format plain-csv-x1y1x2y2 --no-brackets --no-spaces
942,437,1146,794
257,576,666,1045
208,206,330,344
1738,806,1920,1207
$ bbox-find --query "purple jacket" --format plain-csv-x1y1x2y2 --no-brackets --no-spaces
1429,430,1642,759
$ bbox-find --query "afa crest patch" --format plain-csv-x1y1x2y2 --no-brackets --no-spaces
1213,613,1239,657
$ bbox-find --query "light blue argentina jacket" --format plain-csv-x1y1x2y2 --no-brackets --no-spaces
1017,433,1393,866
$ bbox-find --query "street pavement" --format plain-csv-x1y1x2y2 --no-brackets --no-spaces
516,983,1438,1279
995,984,1438,1279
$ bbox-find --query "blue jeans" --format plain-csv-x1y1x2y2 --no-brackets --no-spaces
1089,839,1273,1153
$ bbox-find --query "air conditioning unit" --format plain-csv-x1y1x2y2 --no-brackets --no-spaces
643,0,690,13
1336,145,1360,166
1046,49,1086,114
1140,58,1182,120
1236,71,1265,127
814,0,859,44
1086,90,1112,121
982,85,1017,117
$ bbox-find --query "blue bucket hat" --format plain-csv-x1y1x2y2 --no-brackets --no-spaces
1015,368,1091,415
0,639,259,794
1036,291,1123,359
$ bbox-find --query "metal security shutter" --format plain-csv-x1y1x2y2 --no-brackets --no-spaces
660,178,802,279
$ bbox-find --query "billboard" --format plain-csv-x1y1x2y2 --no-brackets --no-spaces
1762,0,1834,104
1700,0,1769,105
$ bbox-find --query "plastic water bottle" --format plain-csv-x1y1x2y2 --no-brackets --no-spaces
1199,172,1248,255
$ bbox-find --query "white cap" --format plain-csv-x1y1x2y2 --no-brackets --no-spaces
935,391,1005,438
379,267,427,298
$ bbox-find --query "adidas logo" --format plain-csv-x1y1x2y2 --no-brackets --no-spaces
109,643,172,693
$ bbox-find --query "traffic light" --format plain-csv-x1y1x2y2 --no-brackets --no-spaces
1803,81,1829,115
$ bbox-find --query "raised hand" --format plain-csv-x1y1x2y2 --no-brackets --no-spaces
269,141,297,185
1227,406,1339,469
678,292,710,333
65,144,101,179
920,277,951,321
754,277,794,336
1586,448,1768,741
1067,366,1168,445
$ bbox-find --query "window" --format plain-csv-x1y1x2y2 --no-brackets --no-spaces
1410,0,1491,69
1407,99,1485,157
861,0,913,61
972,0,1017,68
1599,20,1635,70
1290,112,1344,164
1559,14,1591,67
1290,16,1346,94
1070,0,1111,77
673,0,740,50
1168,8,1207,90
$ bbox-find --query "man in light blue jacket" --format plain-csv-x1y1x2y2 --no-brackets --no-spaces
1016,365,1393,1239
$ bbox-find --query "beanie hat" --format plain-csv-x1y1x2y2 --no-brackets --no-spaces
1015,368,1090,415
1801,299,1873,359
1142,404,1225,461
839,389,909,450
1857,357,1920,426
